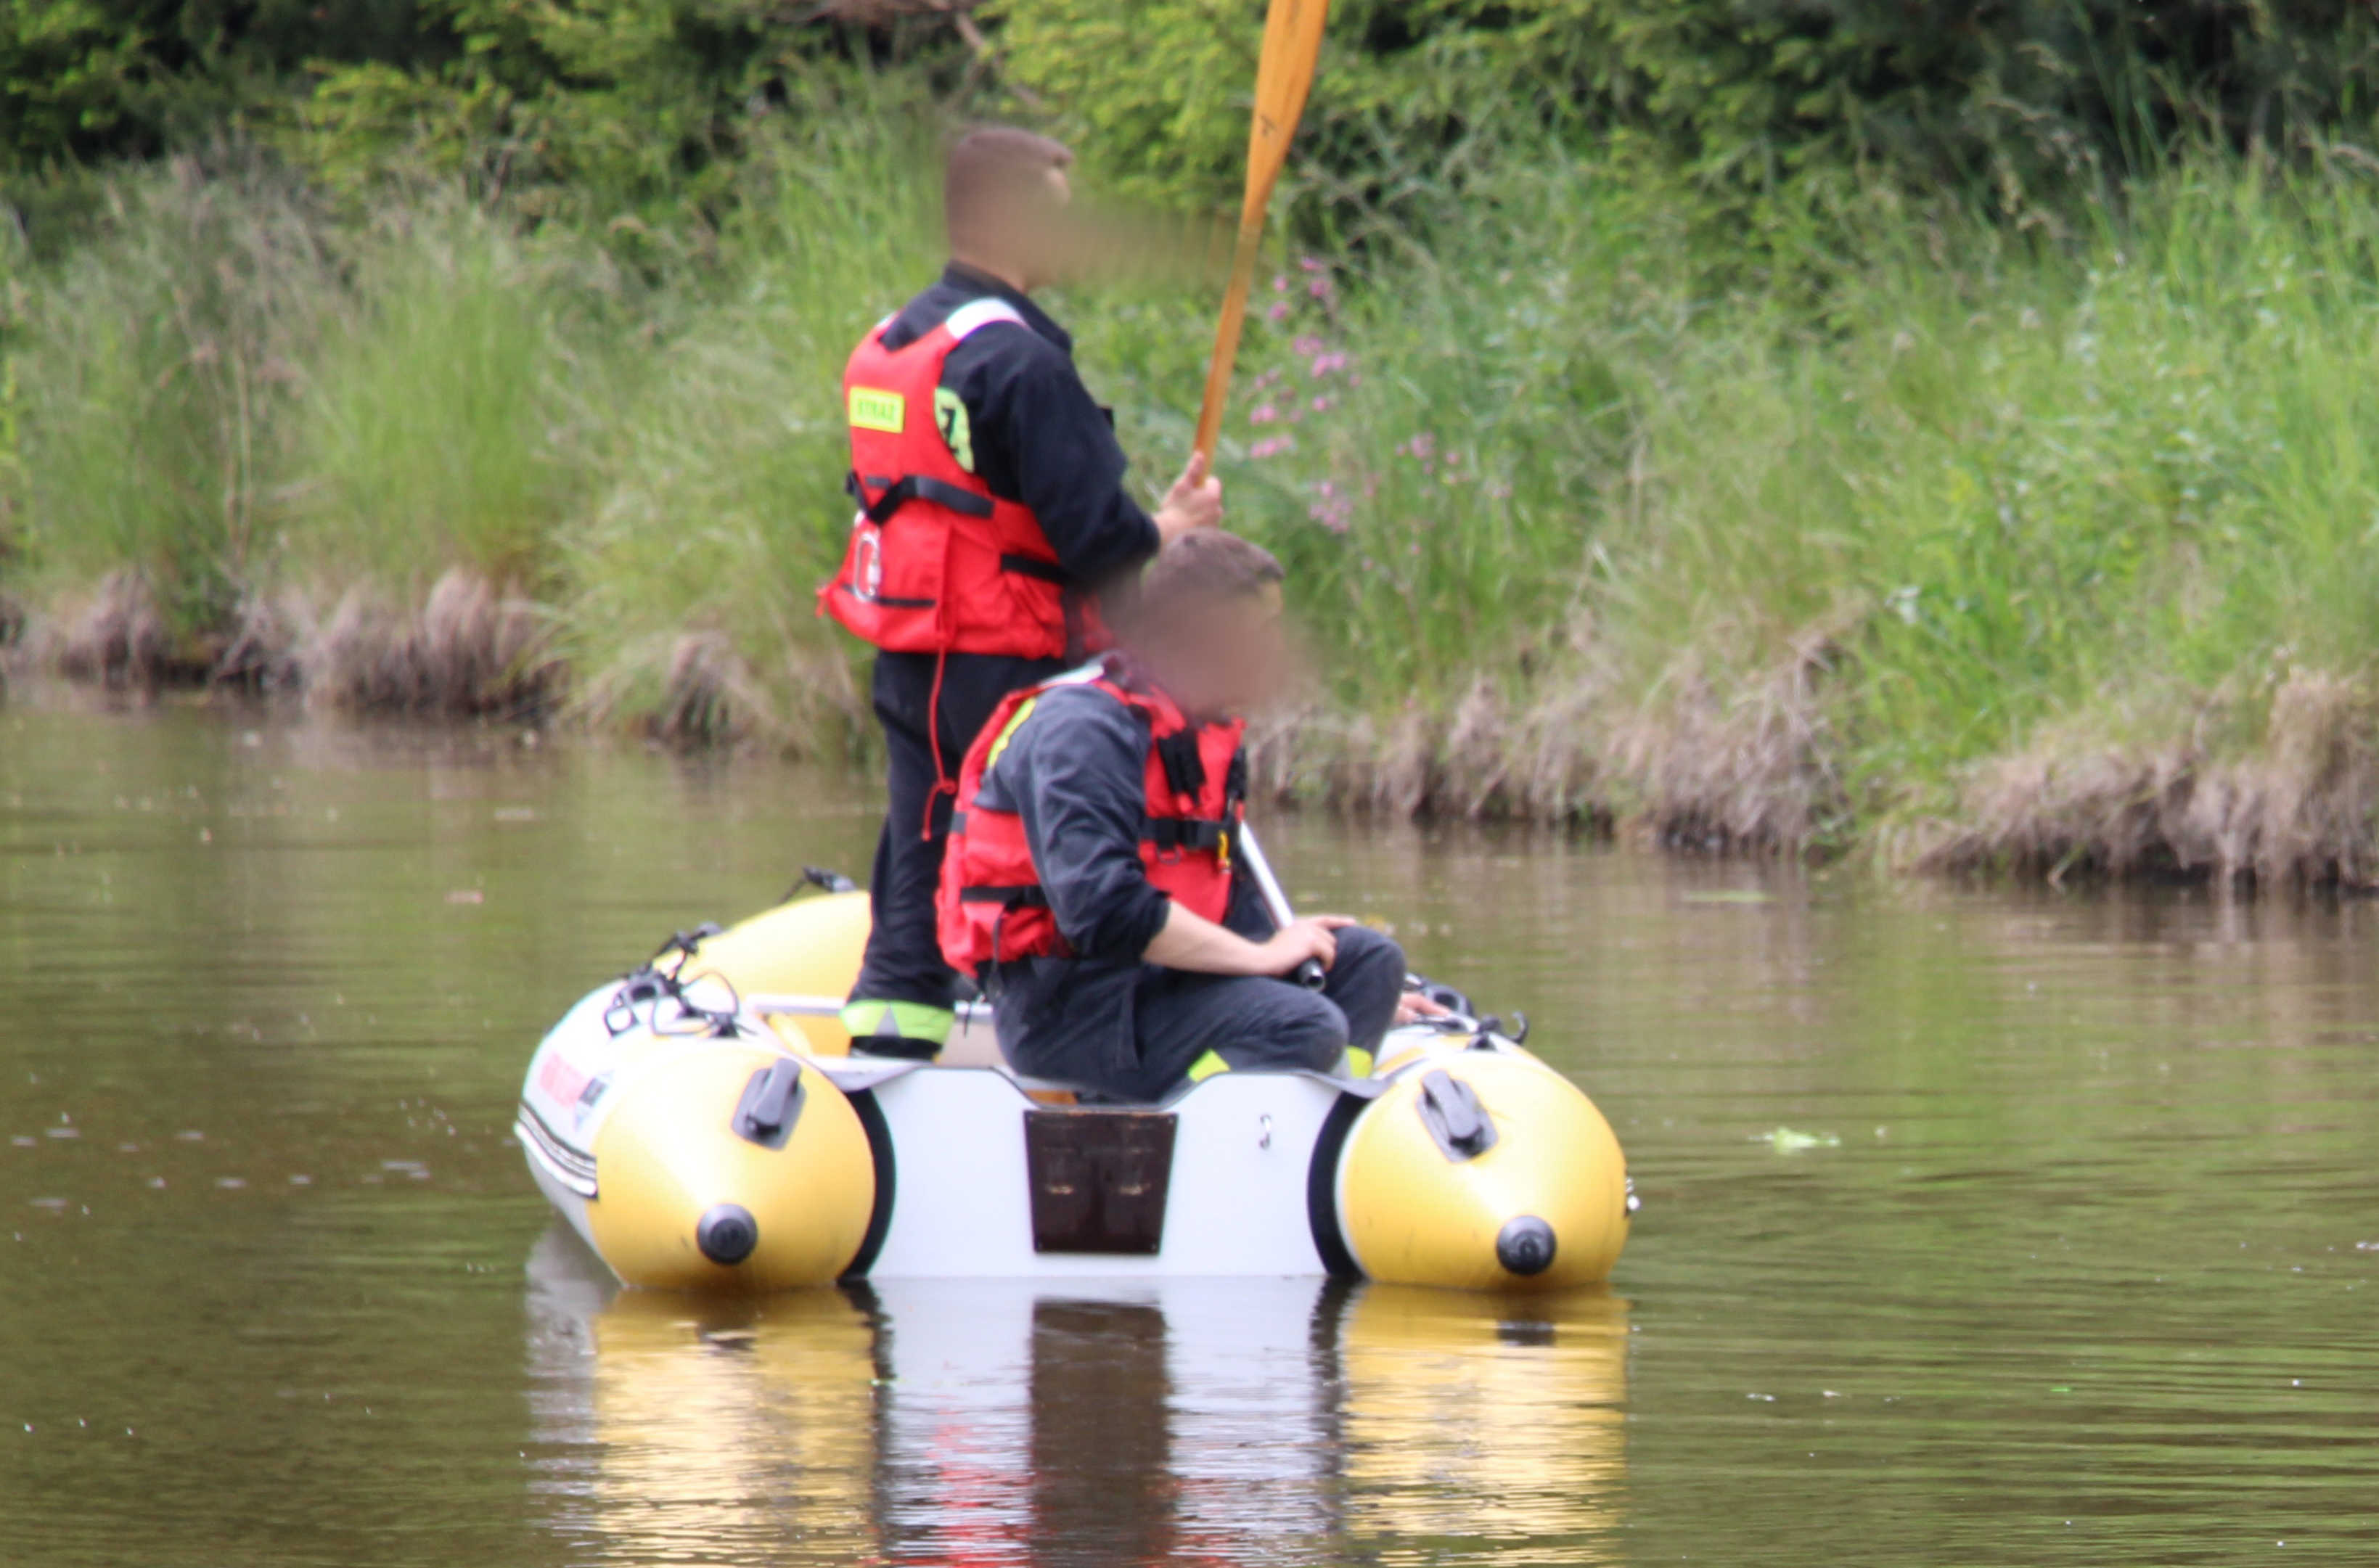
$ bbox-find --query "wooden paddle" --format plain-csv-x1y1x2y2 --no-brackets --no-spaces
1191,0,1331,461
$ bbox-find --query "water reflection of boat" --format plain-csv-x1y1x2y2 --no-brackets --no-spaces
516,892,1632,1294
525,1227,1629,1565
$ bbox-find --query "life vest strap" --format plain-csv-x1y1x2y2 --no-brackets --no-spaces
1143,817,1231,853
959,883,1050,906
854,472,998,527
997,552,1068,584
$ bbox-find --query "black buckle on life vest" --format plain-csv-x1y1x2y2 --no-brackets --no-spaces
1152,729,1208,800
1143,817,1228,856
852,472,996,527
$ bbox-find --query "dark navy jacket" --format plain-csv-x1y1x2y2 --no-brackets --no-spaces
878,263,1160,589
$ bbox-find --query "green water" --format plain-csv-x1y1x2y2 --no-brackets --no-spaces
3,694,2375,1566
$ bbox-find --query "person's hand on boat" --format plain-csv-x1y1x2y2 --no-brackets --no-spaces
1155,450,1224,542
1258,914,1353,977
1393,989,1451,1027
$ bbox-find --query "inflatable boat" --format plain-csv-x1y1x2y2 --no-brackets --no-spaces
517,887,1632,1293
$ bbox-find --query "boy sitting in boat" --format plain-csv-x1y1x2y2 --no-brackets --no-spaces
935,530,1406,1099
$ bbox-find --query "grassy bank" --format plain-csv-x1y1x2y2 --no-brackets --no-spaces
10,128,2379,886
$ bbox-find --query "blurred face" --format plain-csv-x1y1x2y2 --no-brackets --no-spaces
950,162,1079,292
1017,166,1082,290
1147,583,1292,721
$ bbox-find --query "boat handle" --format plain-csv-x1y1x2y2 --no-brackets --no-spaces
1417,1070,1499,1162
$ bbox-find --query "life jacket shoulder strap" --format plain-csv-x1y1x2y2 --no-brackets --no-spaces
943,297,1029,340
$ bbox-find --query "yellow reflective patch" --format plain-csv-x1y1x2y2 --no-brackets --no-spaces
981,696,1039,774
934,387,975,471
839,999,954,1046
1342,1046,1375,1080
848,387,906,434
1186,1050,1232,1083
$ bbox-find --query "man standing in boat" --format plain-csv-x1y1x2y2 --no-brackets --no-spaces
936,530,1409,1099
824,126,1224,1061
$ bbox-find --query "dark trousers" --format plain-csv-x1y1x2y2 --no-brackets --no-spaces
850,649,1070,1015
993,926,1409,1101
1123,926,1407,1099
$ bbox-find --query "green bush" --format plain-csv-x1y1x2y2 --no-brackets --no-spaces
291,3,969,237
994,0,1606,234
996,0,2379,233
0,1,441,169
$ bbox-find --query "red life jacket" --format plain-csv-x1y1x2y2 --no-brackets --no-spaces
938,662,1245,977
819,298,1108,660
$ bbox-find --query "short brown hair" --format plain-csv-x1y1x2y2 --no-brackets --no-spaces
945,127,1074,245
1119,530,1286,646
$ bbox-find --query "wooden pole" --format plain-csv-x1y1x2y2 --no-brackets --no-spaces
1192,0,1330,461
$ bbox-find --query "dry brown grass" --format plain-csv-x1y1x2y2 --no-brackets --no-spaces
15,564,2375,891
562,626,852,751
14,564,860,748
13,568,557,716
28,571,176,688
298,570,556,715
1603,622,1849,855
210,585,313,693
1921,668,2379,887
1245,616,1846,849
1248,691,1543,821
645,631,777,746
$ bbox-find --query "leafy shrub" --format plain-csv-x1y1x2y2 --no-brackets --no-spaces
995,0,2379,232
0,1,443,169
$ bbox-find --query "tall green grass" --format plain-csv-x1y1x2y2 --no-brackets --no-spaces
554,115,948,748
0,164,337,641
11,128,2379,876
289,202,608,591
1572,153,2379,855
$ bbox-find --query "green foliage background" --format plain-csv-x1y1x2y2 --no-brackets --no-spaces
12,0,2379,877
14,0,2379,223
